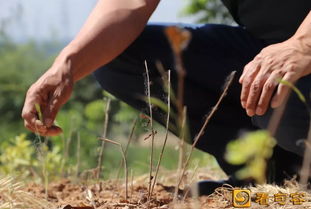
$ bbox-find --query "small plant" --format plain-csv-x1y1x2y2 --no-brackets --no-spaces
225,130,276,184
0,134,63,182
0,134,38,179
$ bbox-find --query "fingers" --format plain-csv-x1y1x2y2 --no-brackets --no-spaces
39,92,64,136
240,62,260,109
240,59,284,116
256,72,282,115
241,68,294,116
22,87,63,136
22,98,47,133
43,95,62,127
44,125,63,136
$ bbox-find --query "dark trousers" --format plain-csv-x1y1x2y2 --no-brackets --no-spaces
94,24,310,181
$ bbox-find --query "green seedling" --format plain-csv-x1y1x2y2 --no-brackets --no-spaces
35,103,43,122
278,79,306,103
226,130,276,184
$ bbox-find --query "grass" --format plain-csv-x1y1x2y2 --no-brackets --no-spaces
0,176,54,209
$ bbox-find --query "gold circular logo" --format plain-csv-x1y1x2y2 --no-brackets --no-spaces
234,191,250,206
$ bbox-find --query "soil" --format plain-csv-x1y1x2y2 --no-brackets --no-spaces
24,178,230,209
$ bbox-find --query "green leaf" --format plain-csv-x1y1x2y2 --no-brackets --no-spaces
225,130,276,183
144,96,177,119
35,103,43,121
278,79,306,103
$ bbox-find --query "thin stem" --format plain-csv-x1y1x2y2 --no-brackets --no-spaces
175,53,186,117
115,117,138,181
174,71,236,200
131,169,134,198
99,138,128,200
96,98,111,179
182,163,200,201
62,122,73,177
174,106,187,200
76,132,81,178
299,111,311,185
150,70,171,196
144,60,156,201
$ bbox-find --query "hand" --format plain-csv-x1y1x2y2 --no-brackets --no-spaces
22,63,73,136
239,38,311,116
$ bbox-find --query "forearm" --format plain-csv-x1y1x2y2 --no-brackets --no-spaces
53,0,159,82
291,10,311,75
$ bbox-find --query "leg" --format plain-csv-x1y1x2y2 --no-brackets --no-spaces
93,23,305,185
94,23,265,175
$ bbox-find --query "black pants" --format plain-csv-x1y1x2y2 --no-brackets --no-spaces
94,24,310,181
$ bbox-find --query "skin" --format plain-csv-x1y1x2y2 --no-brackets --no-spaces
21,0,160,136
22,3,311,136
240,11,311,116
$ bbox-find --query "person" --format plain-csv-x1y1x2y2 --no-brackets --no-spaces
22,0,311,195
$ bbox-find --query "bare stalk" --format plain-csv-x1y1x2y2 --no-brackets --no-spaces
174,107,188,200
150,70,171,196
96,98,111,180
62,122,73,176
182,163,200,201
144,60,156,201
76,132,81,178
175,53,186,115
266,92,291,135
34,104,49,200
115,117,138,181
177,107,187,174
174,71,236,200
131,169,134,198
99,138,128,200
164,26,191,117
263,82,311,185
299,105,311,185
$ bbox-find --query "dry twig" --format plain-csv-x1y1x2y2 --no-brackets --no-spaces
96,98,111,179
150,70,171,196
99,138,129,200
174,71,236,201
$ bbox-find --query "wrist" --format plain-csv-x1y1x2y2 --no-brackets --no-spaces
53,45,81,82
291,33,311,54
289,35,311,76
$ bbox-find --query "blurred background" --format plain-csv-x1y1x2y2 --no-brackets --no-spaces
0,0,233,181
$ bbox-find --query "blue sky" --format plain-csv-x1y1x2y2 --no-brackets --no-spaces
1,0,195,41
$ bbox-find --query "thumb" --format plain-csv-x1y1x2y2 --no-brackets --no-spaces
43,95,62,127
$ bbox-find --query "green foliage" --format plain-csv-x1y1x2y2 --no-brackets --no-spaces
225,130,276,183
0,134,63,182
0,134,37,178
0,10,223,182
0,39,53,139
36,141,64,182
85,99,106,122
182,0,234,24
114,102,138,123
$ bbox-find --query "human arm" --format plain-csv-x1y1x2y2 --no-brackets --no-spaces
239,11,311,116
21,0,160,136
